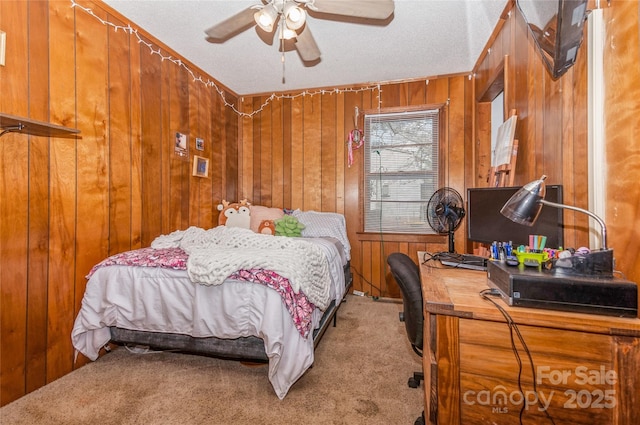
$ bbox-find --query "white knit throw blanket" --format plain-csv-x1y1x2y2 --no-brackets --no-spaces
151,226,332,310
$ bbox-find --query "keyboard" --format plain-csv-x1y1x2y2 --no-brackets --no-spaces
438,254,488,271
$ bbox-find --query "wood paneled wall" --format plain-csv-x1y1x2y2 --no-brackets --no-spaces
0,0,237,405
474,2,590,251
602,0,640,283
474,0,640,284
239,78,475,299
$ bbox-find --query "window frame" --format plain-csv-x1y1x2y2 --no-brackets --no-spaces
360,104,447,236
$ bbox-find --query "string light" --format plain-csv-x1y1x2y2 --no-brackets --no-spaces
70,0,382,118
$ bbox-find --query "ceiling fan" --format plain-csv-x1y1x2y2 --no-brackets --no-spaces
204,0,395,63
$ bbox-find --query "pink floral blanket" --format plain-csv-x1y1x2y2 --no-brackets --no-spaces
87,247,315,337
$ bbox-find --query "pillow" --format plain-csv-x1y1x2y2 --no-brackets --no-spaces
217,199,251,229
274,215,305,237
250,205,285,233
292,210,351,260
257,220,276,235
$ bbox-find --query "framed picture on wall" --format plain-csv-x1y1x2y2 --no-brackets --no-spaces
192,155,209,178
175,132,188,158
195,138,204,151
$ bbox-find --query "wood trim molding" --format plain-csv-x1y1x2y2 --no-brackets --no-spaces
477,56,507,103
356,232,445,243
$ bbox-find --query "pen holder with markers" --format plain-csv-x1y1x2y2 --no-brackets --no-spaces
515,251,550,267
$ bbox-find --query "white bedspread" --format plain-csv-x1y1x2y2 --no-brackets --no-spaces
151,226,332,310
71,237,346,399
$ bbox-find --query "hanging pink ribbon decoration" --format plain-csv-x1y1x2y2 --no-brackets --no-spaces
347,128,364,167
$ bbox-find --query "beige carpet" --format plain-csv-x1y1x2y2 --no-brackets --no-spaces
0,295,424,425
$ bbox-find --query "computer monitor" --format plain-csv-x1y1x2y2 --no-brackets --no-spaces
467,185,564,249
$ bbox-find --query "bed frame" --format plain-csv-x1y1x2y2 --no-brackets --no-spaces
108,263,353,362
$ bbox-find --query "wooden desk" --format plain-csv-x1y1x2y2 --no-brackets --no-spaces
418,252,640,425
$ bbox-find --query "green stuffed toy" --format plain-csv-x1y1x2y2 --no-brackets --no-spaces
274,215,305,237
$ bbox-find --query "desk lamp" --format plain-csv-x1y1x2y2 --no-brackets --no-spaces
500,175,614,277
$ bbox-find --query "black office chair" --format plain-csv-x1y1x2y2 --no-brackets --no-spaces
387,252,425,425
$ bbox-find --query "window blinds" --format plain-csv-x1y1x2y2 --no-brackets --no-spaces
363,109,440,234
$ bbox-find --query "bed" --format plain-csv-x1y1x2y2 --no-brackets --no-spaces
71,209,352,399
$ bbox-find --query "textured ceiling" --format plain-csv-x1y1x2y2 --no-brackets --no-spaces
101,0,509,95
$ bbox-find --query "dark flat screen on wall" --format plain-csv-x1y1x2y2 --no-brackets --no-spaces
517,0,588,79
467,185,564,248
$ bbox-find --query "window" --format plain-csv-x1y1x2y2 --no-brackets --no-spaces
491,91,504,161
364,107,442,234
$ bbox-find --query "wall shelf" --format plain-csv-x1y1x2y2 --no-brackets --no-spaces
0,113,80,138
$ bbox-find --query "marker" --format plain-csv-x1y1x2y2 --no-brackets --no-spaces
504,241,513,257
491,241,499,260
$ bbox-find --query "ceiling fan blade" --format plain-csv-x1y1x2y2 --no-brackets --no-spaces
295,25,321,62
205,6,257,42
306,0,394,20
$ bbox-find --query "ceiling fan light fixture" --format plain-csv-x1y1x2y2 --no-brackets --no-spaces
279,25,297,40
283,3,306,30
254,5,278,32
205,0,395,67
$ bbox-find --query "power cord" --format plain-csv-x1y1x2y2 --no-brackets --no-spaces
479,289,556,425
421,251,466,267
350,266,383,299
421,251,441,266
